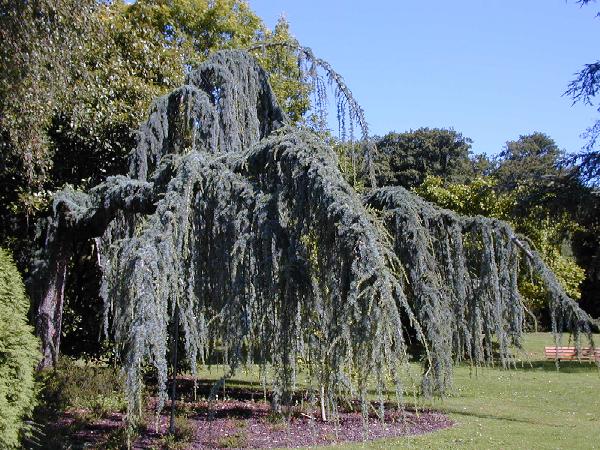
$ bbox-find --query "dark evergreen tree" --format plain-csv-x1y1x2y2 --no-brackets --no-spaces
565,1,600,318
375,128,474,188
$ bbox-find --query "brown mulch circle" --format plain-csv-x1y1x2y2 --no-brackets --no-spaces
134,399,453,449
46,381,453,449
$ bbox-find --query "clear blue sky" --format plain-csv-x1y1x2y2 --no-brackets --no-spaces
249,0,599,156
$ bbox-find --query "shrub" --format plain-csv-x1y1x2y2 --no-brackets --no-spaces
39,357,126,419
0,247,40,448
216,432,248,449
158,415,195,449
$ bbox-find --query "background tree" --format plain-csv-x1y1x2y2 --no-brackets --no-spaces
491,133,584,219
251,17,312,124
2,0,308,222
374,128,476,188
0,0,97,244
0,0,96,186
492,132,599,317
48,0,274,194
493,133,566,189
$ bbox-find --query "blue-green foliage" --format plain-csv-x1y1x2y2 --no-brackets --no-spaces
34,50,596,426
0,248,40,448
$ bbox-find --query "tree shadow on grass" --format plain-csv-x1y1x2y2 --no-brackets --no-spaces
439,407,545,426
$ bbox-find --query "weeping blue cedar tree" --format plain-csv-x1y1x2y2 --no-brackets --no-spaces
31,50,596,424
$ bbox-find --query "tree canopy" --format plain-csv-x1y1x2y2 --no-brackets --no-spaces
0,0,309,227
374,128,475,188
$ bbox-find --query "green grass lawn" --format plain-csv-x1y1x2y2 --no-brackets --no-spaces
335,333,600,450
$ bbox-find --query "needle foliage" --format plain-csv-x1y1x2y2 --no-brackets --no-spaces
0,248,40,448
32,50,596,424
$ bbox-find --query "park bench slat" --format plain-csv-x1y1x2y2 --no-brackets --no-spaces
544,346,600,361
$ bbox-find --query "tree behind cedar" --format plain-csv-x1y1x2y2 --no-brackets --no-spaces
493,132,566,188
492,132,586,220
0,0,97,231
47,1,186,192
126,0,263,67
48,0,268,193
375,128,476,188
41,1,310,196
252,17,312,124
0,0,96,184
1,0,307,223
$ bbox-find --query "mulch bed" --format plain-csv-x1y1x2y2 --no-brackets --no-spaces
46,382,453,449
136,399,453,449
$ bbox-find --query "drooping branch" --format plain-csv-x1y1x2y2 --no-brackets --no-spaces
365,186,595,390
248,41,378,186
31,177,155,368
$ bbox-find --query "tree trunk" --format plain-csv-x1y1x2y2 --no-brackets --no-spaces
35,242,69,370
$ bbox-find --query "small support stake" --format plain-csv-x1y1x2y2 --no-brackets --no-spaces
320,384,327,422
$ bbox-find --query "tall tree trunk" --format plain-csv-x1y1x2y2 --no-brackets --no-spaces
35,241,70,370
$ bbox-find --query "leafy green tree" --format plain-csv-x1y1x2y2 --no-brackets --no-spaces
126,0,262,67
491,132,600,317
415,176,514,218
492,133,591,225
48,1,186,191
493,133,566,189
49,0,269,191
2,0,308,223
0,0,97,221
0,248,40,448
374,128,476,188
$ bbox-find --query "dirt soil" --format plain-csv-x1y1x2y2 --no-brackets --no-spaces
47,381,453,449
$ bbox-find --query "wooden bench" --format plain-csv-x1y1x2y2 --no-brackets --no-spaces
544,346,600,362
